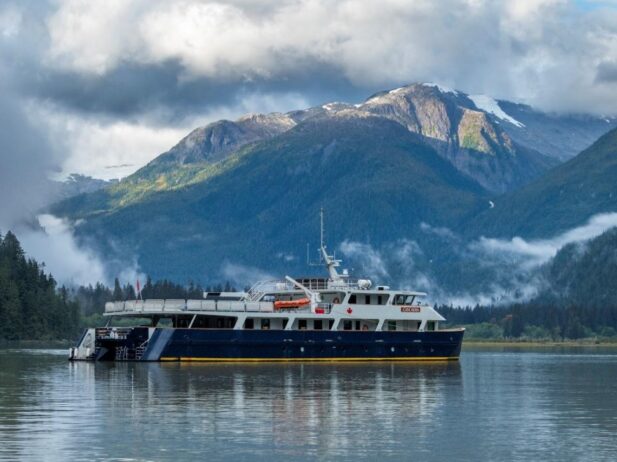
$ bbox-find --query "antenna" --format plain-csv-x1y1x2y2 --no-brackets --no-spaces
320,207,325,250
307,207,326,267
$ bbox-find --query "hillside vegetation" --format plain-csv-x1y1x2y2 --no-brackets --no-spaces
0,231,80,341
468,127,617,238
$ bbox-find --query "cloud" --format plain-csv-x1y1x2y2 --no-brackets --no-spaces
473,212,617,267
419,222,459,241
0,78,59,227
3,0,617,183
339,240,390,281
220,261,275,288
13,214,147,287
337,213,617,307
18,215,108,286
36,107,190,180
39,0,617,116
29,85,311,180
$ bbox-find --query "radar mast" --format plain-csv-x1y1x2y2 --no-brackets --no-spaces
318,208,347,282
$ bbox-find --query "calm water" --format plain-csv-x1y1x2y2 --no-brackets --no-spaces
1,347,617,461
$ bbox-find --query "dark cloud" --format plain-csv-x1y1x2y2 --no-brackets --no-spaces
20,58,370,123
0,82,58,228
596,61,617,83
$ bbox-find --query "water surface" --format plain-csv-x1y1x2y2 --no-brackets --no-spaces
1,347,616,461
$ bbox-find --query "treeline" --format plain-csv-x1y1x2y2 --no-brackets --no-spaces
0,230,238,341
75,277,237,316
439,302,617,340
0,231,80,341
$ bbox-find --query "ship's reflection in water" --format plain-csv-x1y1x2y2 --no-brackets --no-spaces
83,360,462,460
2,349,617,461
140,361,461,457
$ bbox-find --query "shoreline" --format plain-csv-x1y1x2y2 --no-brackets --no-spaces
463,340,617,348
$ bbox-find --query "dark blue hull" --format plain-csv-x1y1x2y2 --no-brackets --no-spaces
91,328,464,362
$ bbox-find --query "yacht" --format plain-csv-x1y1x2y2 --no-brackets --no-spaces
69,212,464,362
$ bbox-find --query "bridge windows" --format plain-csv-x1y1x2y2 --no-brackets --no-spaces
347,293,389,305
393,294,417,305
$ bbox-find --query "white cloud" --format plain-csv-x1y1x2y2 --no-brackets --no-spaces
473,212,617,267
0,4,22,38
220,261,274,288
44,0,617,114
339,240,390,280
45,113,189,180
17,214,146,287
338,213,617,307
30,91,309,180
19,215,108,286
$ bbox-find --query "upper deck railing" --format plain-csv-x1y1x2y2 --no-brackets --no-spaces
105,299,277,315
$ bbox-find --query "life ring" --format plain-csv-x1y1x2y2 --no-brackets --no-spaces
333,297,340,304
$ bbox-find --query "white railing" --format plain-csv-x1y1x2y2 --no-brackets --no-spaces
105,299,275,314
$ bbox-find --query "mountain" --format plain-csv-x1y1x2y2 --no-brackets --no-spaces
357,84,556,193
542,227,617,307
49,83,617,288
491,100,616,162
52,115,488,282
467,127,617,239
148,112,297,168
54,174,116,199
123,83,616,196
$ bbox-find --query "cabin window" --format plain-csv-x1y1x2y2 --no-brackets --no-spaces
427,321,435,331
355,321,361,331
343,321,352,330
387,321,397,331
245,318,254,329
329,320,334,330
299,319,307,330
377,295,383,305
314,320,323,330
393,294,416,305
348,294,357,304
261,319,270,330
365,295,370,305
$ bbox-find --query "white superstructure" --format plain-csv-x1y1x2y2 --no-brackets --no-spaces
103,210,447,334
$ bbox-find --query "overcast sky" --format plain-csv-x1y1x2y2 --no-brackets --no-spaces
1,0,617,188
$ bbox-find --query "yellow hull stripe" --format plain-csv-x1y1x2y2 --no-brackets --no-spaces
159,356,458,362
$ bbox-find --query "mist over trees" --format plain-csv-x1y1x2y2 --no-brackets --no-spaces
0,230,237,341
2,227,617,342
0,231,80,341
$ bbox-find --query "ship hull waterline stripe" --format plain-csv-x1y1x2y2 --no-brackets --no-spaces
159,356,459,362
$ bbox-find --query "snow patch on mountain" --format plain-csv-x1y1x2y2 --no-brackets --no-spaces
469,94,525,128
421,82,459,95
388,87,407,95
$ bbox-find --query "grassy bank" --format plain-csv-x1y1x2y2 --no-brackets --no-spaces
463,338,617,348
0,339,73,349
